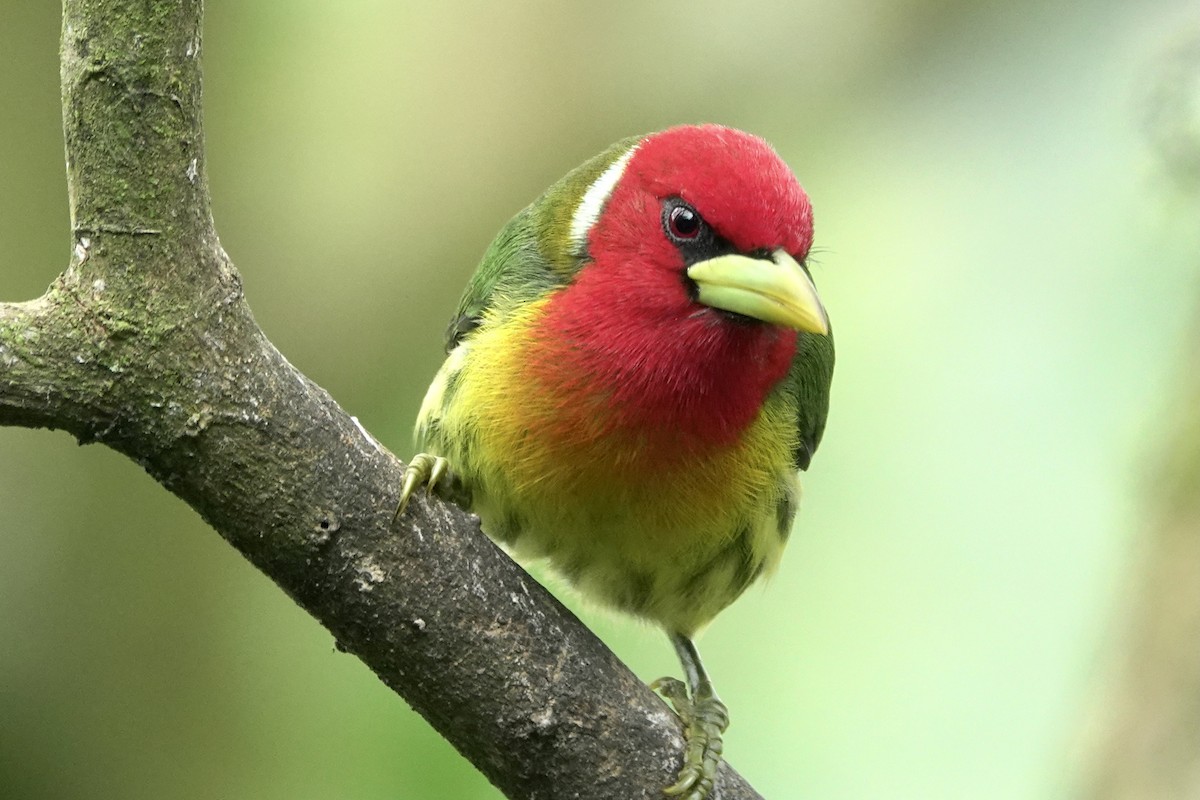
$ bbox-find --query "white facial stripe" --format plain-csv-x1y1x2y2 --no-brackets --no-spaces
568,144,638,252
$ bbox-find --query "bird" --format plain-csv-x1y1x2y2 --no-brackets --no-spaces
396,124,834,799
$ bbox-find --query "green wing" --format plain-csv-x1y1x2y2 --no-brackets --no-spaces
443,137,642,352
443,213,557,351
782,327,835,471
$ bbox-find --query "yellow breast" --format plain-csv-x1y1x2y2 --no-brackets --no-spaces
415,299,800,634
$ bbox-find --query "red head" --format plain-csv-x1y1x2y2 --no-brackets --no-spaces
610,124,814,259
529,125,826,452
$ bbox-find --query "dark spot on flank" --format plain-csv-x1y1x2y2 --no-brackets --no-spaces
441,368,464,408
625,570,655,612
729,526,761,597
776,492,797,542
453,427,475,465
446,473,473,510
560,556,587,585
683,525,761,603
493,509,524,545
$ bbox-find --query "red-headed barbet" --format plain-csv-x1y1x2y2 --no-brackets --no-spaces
397,124,834,799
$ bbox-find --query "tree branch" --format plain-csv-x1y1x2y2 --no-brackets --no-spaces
1,3,762,798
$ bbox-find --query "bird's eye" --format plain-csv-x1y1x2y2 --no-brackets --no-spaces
665,203,703,242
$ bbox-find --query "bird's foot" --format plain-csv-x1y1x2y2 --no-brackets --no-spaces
651,676,729,800
393,453,451,522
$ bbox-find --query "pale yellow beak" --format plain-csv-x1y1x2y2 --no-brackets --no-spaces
686,248,829,334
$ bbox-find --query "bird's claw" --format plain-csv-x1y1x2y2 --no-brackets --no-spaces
652,677,729,800
393,453,451,522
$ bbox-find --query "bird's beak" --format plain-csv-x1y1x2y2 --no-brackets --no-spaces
687,248,829,335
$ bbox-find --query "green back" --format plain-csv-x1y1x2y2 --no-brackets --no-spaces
444,136,640,351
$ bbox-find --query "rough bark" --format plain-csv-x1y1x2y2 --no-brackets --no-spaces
0,3,763,799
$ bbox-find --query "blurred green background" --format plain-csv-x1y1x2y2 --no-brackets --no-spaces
2,1,1198,798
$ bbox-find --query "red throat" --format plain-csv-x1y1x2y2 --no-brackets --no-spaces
529,278,799,452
